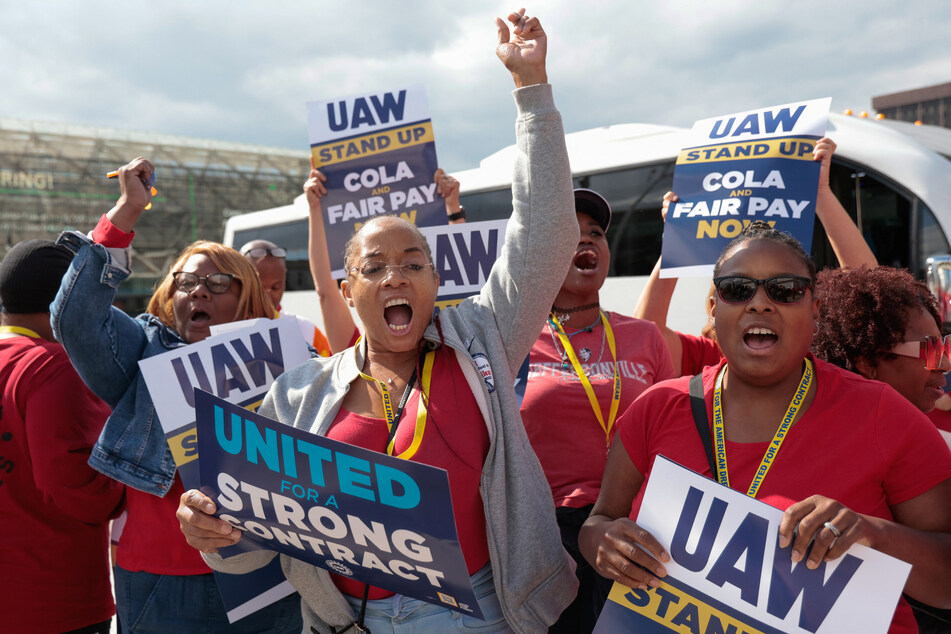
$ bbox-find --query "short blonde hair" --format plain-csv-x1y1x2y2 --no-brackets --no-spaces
147,241,274,332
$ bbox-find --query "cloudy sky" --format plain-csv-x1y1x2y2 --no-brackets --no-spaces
2,1,948,172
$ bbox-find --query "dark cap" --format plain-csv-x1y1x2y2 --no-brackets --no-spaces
0,239,74,314
574,188,612,231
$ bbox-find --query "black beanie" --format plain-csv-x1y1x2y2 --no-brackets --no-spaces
0,239,74,314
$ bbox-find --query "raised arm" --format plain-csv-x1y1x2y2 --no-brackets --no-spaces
305,168,359,353
434,169,465,224
475,9,576,374
633,191,684,374
51,158,157,406
813,137,877,268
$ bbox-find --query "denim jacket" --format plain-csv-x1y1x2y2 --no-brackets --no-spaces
51,230,183,496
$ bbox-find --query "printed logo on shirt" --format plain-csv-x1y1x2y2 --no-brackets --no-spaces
529,360,653,385
473,353,495,393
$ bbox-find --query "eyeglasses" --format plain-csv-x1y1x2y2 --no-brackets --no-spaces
347,260,435,282
242,247,287,259
890,335,951,371
712,275,812,304
172,271,235,294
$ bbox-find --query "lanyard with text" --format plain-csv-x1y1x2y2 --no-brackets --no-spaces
357,348,435,460
0,326,41,339
549,310,621,445
712,358,814,498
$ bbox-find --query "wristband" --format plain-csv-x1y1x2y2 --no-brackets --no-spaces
447,206,466,222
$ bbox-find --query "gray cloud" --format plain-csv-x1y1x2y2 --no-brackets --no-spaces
1,1,949,173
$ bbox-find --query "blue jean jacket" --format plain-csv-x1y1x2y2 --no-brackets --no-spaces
51,231,183,496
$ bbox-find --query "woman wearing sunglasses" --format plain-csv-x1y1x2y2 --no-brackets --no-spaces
812,265,951,633
812,266,950,415
579,221,951,633
50,158,302,632
177,10,578,634
635,137,878,377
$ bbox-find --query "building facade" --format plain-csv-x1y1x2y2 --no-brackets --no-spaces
0,118,309,314
872,81,951,129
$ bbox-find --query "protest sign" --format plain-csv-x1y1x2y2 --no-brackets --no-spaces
307,85,445,277
594,456,910,634
661,98,831,278
419,218,507,310
195,389,485,620
138,317,311,622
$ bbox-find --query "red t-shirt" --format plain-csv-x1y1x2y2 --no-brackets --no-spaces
0,333,126,632
116,475,212,575
326,348,490,598
926,406,951,434
521,313,674,508
678,331,723,377
618,356,951,634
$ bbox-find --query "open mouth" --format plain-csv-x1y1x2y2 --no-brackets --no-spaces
743,326,778,350
573,248,599,272
190,309,211,326
383,298,413,333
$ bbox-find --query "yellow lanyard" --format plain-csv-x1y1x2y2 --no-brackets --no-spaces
712,358,814,498
549,310,621,445
357,348,435,460
0,326,41,339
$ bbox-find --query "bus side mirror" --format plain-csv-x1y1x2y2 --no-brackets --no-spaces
926,255,951,334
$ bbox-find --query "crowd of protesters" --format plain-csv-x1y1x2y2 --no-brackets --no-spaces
1,7,950,634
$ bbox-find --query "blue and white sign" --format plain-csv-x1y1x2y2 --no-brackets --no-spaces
307,85,445,277
594,456,910,634
195,390,485,620
420,219,507,311
661,98,831,278
138,317,312,622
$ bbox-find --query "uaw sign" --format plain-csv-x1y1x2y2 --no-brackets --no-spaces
661,98,831,278
594,457,910,634
138,317,312,623
419,219,507,311
196,390,485,620
307,85,445,277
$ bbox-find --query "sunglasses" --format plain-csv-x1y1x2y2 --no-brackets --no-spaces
890,335,951,371
242,247,287,259
713,275,812,304
172,271,235,294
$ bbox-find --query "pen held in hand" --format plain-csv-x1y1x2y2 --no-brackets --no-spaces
106,170,157,209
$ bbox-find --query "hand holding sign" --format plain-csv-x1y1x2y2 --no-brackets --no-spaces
585,516,670,591
779,494,869,569
178,488,243,555
495,9,548,88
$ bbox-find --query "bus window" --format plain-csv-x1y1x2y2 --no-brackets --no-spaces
232,219,314,291
459,188,516,223
812,160,914,272
919,201,951,267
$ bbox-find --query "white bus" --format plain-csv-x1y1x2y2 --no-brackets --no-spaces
223,114,951,335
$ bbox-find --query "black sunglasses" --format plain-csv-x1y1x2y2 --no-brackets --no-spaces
712,275,812,304
172,271,235,294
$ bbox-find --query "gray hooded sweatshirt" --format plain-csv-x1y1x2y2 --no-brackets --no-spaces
204,82,580,633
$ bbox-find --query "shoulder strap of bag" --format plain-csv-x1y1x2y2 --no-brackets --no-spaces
689,373,718,477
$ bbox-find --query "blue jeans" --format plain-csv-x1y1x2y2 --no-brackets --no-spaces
114,567,302,633
342,564,511,633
